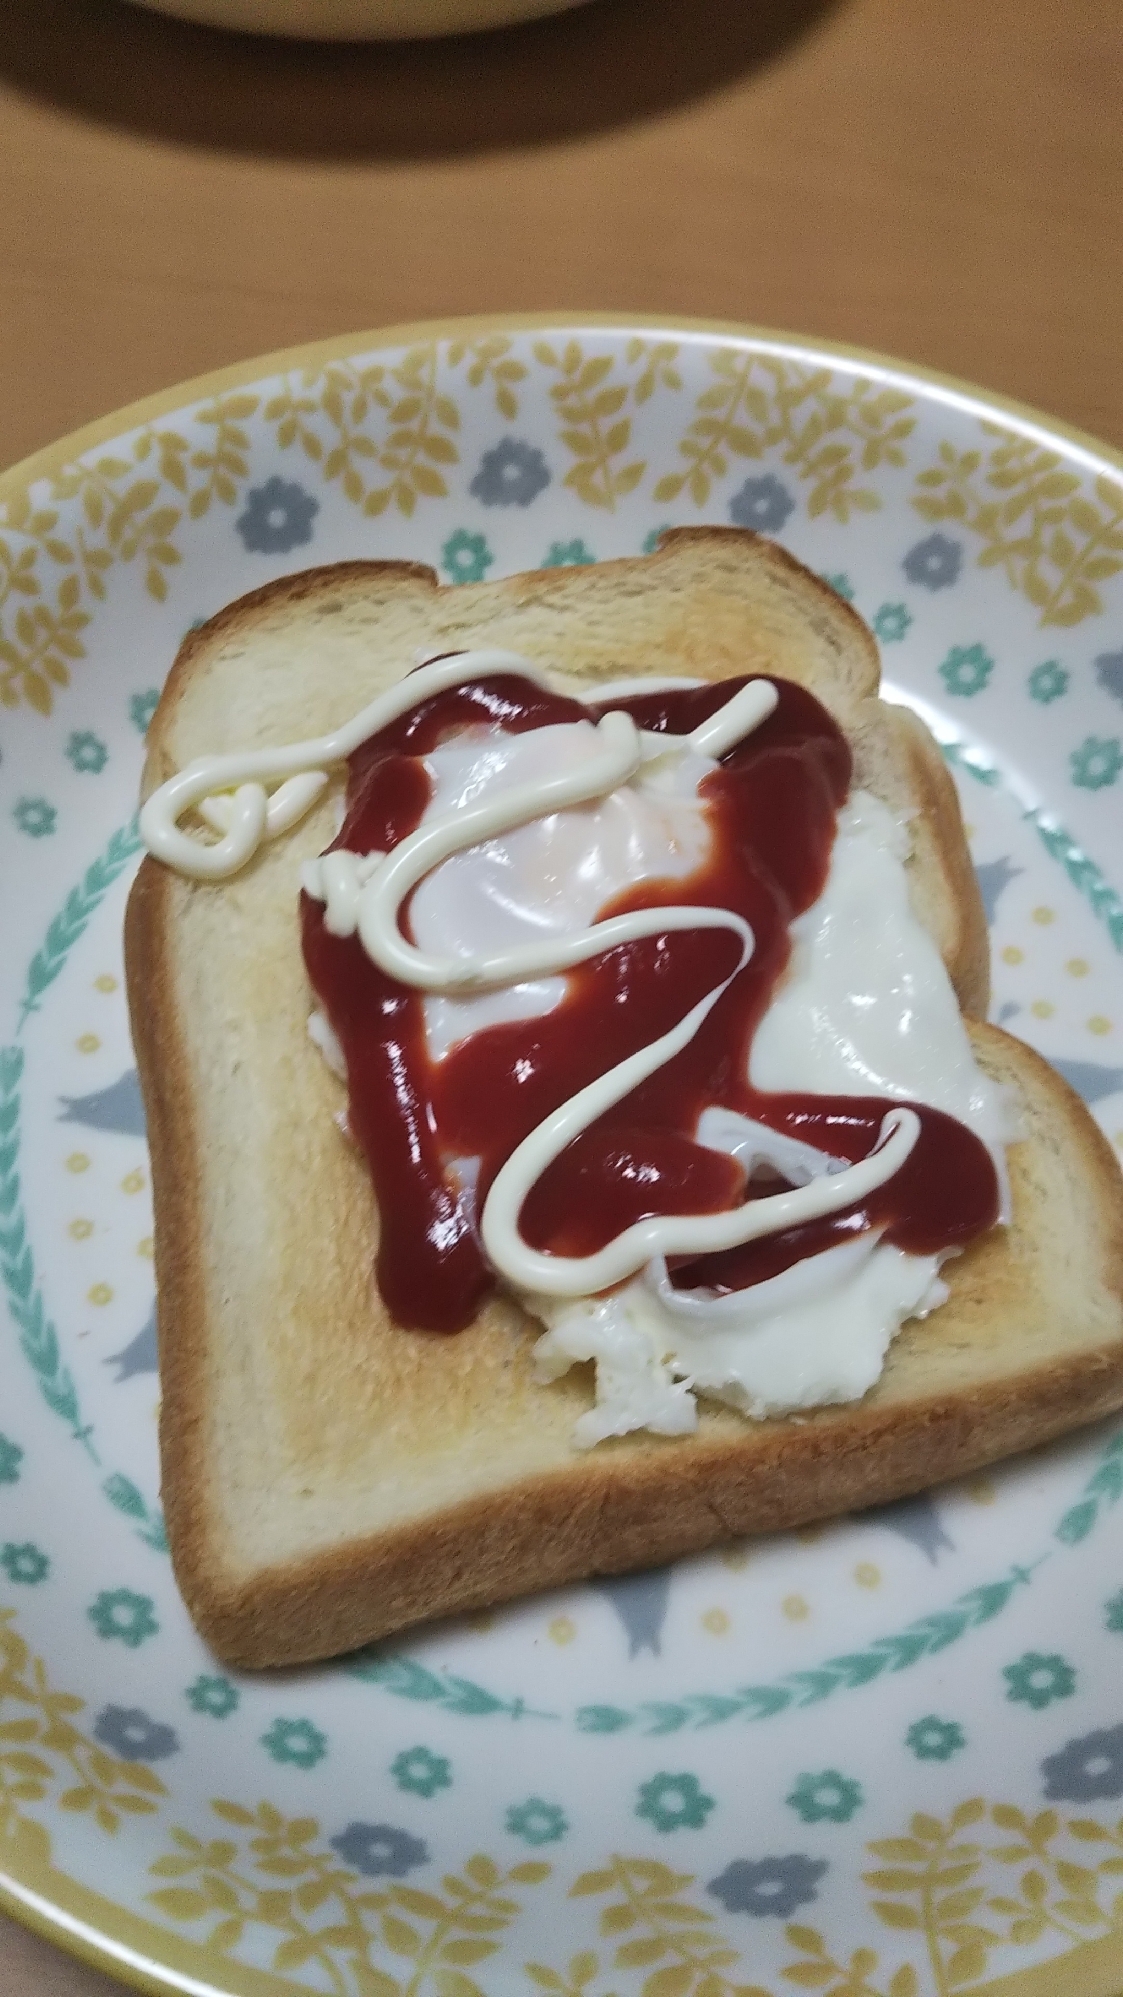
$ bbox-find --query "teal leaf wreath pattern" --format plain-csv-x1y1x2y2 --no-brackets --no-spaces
571,1568,1037,1736
18,815,141,1027
938,739,1002,790
1030,816,1123,951
102,1470,168,1552
6,818,167,1539
1,1043,93,1458
1055,1427,1123,1546
940,739,1123,953
348,1651,559,1723
354,1568,1037,1733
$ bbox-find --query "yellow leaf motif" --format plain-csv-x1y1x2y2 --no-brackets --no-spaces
571,1868,618,1896
265,346,459,519
0,1609,165,1853
537,338,679,511
654,351,910,521
149,1886,210,1921
910,422,1123,626
871,1901,923,1931
138,1793,555,1992
211,1798,256,1826
645,1966,693,1997
452,335,528,419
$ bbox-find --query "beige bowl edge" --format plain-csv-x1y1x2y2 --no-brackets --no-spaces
124,0,594,38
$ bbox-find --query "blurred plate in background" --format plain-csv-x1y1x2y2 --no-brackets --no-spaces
124,0,594,39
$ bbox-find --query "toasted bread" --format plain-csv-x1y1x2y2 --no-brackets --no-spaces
125,529,1123,1668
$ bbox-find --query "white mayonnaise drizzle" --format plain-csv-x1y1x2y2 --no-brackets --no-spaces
291,674,918,1299
140,649,553,879
140,648,978,1443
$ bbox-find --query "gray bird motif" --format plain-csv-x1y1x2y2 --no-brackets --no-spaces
1049,1058,1123,1106
591,1567,673,1656
974,857,1023,926
106,1305,158,1382
58,1070,146,1137
857,1491,955,1563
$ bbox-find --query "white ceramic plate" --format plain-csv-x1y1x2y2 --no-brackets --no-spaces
3,315,1123,1997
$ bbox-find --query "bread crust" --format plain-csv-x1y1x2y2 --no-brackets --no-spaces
126,531,1123,1668
880,704,991,1018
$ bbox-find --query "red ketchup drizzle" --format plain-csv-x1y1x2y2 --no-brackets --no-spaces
301,672,999,1332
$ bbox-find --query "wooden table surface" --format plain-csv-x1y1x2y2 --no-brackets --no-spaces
2,0,1122,1987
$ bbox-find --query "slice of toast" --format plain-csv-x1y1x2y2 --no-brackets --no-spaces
126,528,1123,1669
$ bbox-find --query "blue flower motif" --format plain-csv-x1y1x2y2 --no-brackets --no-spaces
129,690,160,736
637,1772,714,1833
186,1675,240,1719
329,1822,428,1877
939,643,994,698
903,533,963,590
708,1854,827,1918
0,1542,49,1585
1003,1651,1076,1710
1106,1589,1123,1635
820,572,855,601
505,1797,568,1846
1041,1725,1123,1802
729,474,795,535
643,526,672,555
872,602,913,644
542,539,595,568
88,1588,159,1648
1028,659,1069,705
236,476,319,555
65,731,108,775
261,1717,327,1769
441,529,494,584
906,1715,966,1762
13,796,56,839
391,1746,451,1798
470,439,551,508
1096,651,1123,705
93,1705,179,1761
0,1434,23,1485
786,1770,863,1825
1071,735,1123,791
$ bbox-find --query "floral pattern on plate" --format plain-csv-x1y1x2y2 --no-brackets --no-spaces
2,317,1123,1997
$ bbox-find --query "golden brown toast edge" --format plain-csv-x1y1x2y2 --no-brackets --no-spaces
126,535,1123,1668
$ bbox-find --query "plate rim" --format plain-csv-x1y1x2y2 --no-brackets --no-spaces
4,308,1123,1997
3,309,1123,503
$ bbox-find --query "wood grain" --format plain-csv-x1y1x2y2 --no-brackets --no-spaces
2,0,1121,1986
1,0,1122,476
